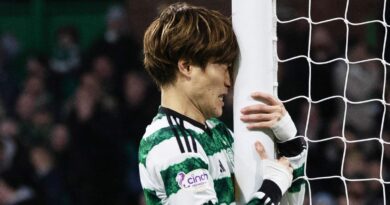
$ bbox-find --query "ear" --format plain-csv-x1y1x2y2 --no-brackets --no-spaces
177,59,192,78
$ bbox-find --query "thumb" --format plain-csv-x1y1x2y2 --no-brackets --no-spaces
255,141,268,160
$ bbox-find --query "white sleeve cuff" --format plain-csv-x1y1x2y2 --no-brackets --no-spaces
262,159,292,195
271,113,297,142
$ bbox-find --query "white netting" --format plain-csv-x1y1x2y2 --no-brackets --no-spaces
276,0,390,204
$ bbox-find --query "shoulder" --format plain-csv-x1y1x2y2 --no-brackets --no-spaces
139,115,209,168
139,115,174,166
139,122,210,196
207,118,234,139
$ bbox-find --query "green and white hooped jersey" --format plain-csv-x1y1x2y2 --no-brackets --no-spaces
139,107,307,205
139,107,235,204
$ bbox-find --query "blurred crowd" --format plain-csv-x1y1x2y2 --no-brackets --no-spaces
277,7,390,205
0,4,160,205
0,1,390,205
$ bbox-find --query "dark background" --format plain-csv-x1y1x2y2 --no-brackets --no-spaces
0,0,388,205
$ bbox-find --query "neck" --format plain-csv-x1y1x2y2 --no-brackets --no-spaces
161,85,206,124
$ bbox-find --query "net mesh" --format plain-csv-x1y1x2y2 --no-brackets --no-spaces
276,0,390,204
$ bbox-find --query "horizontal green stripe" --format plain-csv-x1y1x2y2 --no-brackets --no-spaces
143,188,162,205
214,177,235,204
160,157,208,197
289,164,306,193
293,164,305,179
289,178,306,193
139,119,234,166
195,122,234,156
139,127,175,165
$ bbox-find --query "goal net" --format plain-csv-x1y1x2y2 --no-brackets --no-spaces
276,0,390,204
233,0,390,204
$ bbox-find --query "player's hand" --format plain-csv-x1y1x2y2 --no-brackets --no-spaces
240,92,286,130
241,92,297,142
255,141,293,194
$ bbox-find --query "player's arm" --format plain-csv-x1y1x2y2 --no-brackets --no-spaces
160,154,218,204
245,141,293,205
143,141,218,205
200,142,292,205
241,92,307,205
240,91,306,172
148,138,291,205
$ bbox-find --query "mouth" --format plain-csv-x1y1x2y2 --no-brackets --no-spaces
218,93,227,104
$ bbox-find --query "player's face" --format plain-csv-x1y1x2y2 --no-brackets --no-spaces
190,63,231,119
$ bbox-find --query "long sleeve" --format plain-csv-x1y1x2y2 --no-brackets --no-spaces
201,178,283,205
277,137,307,205
244,137,307,205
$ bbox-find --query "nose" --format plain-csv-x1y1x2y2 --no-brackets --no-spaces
224,69,231,88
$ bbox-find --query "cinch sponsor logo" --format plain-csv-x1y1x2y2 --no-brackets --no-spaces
176,169,209,189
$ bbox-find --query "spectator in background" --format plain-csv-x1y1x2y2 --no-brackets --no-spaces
28,110,53,147
49,26,81,118
49,124,69,162
277,28,309,130
11,55,50,119
50,26,81,75
88,5,142,81
311,27,340,62
0,119,42,205
14,93,37,147
0,33,20,66
121,71,156,146
91,55,119,100
14,94,36,124
333,42,382,136
48,124,71,201
22,76,51,110
65,73,128,205
310,26,340,138
26,56,48,80
15,75,53,146
120,71,157,202
0,33,21,117
337,179,367,205
30,145,65,205
86,4,143,115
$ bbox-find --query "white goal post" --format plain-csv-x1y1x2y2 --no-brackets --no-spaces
232,0,279,203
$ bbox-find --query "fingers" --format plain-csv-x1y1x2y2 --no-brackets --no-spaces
246,121,277,130
241,104,282,115
241,92,287,130
241,112,282,130
256,141,293,175
241,112,282,123
278,156,289,165
250,92,280,106
255,141,268,160
241,92,286,116
280,157,293,174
